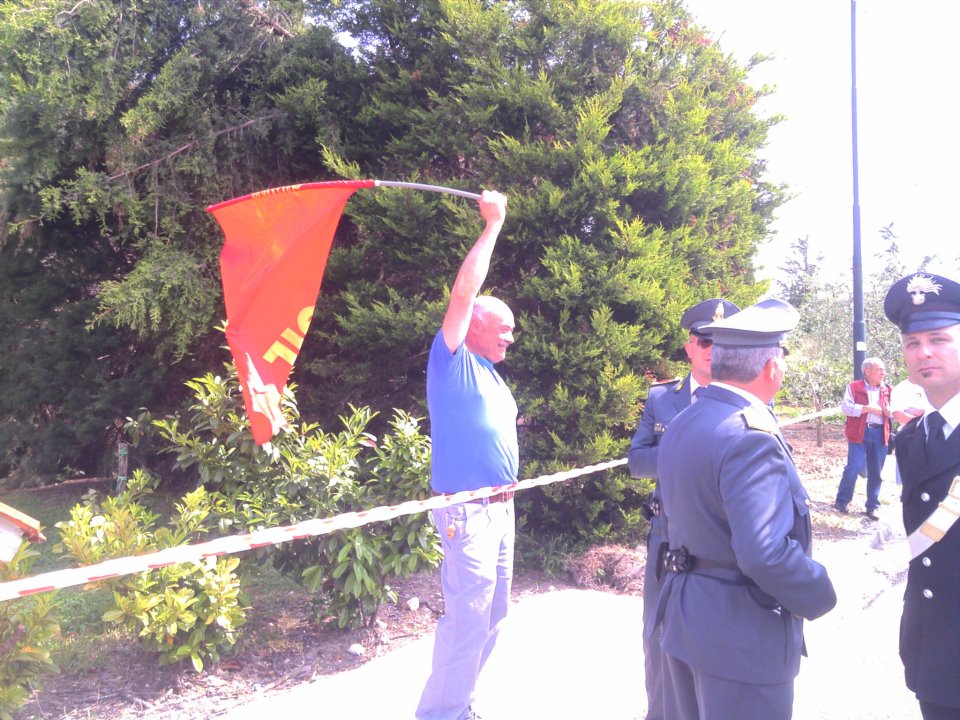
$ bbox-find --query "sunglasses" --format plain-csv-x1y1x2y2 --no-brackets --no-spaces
694,337,713,349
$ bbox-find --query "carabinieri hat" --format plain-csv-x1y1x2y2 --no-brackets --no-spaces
700,297,799,350
681,298,741,338
883,273,960,334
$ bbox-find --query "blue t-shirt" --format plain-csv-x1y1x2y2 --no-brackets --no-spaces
427,330,519,492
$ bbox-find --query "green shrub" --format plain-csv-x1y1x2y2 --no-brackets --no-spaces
151,367,441,629
0,544,59,719
55,472,246,672
300,410,442,627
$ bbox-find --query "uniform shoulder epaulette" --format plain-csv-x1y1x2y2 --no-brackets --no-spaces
645,377,681,395
648,377,680,388
741,406,778,434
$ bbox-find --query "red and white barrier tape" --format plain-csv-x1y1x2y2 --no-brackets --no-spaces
0,407,839,602
0,458,626,601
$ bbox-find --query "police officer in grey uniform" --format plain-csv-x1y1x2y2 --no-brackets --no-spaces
627,298,739,720
884,273,960,720
655,298,837,720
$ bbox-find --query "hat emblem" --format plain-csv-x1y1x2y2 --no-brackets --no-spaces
713,302,726,322
906,274,942,305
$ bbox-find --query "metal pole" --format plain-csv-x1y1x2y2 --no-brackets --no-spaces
851,0,866,380
375,180,481,201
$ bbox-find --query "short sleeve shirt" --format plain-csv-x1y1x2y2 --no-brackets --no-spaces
427,330,519,492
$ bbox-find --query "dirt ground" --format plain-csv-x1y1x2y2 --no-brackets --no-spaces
13,420,895,720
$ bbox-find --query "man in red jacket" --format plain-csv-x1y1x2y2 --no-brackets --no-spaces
834,357,892,520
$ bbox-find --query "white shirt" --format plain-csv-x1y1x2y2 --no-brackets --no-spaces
926,392,960,441
690,377,706,402
890,379,933,418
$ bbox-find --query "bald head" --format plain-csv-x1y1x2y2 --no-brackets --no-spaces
466,296,515,363
473,296,512,322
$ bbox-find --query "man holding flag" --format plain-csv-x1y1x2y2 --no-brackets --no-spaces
417,190,517,720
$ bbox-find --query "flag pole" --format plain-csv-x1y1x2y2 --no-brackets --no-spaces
850,0,866,380
375,180,481,201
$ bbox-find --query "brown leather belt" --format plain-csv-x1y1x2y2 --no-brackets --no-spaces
469,491,514,504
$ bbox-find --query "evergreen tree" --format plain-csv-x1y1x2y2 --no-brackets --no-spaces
303,0,781,539
0,0,362,482
1,0,784,545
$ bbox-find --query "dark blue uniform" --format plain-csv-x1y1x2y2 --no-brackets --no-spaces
627,374,692,720
656,384,837,719
894,416,960,711
883,271,960,719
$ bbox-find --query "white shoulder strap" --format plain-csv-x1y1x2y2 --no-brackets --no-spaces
908,476,960,560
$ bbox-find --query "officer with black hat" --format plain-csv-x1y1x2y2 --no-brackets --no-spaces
884,272,960,720
627,297,738,720
655,298,837,720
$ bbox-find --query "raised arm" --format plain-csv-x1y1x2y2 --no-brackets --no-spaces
441,190,507,353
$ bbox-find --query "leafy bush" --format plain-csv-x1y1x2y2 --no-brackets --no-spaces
151,368,441,629
0,544,59,719
102,555,245,672
55,472,246,671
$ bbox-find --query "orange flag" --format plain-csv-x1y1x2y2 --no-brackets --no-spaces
207,180,375,444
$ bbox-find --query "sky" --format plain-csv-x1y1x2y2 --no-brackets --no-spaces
681,0,960,285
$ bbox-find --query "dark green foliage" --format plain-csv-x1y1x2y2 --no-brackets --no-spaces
2,1,783,547
0,244,170,484
0,0,364,483
303,0,778,539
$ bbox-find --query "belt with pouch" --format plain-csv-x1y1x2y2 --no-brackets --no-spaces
641,494,662,520
661,546,783,612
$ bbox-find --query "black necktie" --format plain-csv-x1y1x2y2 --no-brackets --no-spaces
926,411,947,459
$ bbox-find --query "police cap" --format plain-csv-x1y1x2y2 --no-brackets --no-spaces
883,273,960,334
701,297,799,349
680,298,740,337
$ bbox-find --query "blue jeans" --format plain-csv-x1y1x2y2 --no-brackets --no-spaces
835,425,887,511
417,499,514,720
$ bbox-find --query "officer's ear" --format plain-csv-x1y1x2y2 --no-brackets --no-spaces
762,354,785,383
